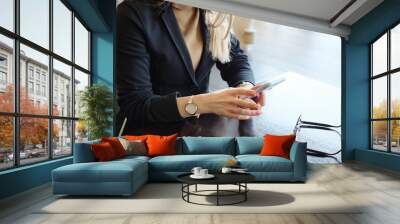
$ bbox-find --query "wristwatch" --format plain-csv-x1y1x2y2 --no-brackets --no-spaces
184,96,200,118
238,81,254,87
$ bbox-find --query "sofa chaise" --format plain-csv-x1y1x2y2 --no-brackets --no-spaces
52,137,307,196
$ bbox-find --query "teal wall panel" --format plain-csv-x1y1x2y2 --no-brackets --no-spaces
92,33,114,87
91,0,116,135
65,0,110,32
0,158,72,199
355,149,400,172
344,0,400,171
343,44,370,160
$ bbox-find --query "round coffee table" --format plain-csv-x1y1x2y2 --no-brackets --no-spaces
177,173,255,206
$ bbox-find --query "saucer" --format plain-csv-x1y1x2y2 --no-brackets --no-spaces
190,174,215,179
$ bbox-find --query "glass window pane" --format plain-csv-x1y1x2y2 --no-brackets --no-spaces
53,0,72,60
53,59,72,117
20,117,49,165
392,72,400,118
0,0,14,31
0,35,14,112
75,120,88,143
20,0,49,48
372,77,387,119
75,18,89,70
0,116,14,170
20,44,49,115
372,121,388,151
392,120,400,153
372,33,387,76
74,69,89,118
53,119,72,158
392,24,400,70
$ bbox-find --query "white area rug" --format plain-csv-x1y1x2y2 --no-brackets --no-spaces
38,183,361,214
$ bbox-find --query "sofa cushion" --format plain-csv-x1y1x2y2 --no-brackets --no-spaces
236,155,293,172
178,137,235,155
123,135,148,141
260,134,296,159
235,137,263,155
149,154,235,172
115,155,150,163
91,142,119,162
101,137,127,158
52,158,147,183
119,138,147,156
73,140,100,163
147,134,177,157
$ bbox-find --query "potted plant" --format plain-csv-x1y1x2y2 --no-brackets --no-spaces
79,84,113,140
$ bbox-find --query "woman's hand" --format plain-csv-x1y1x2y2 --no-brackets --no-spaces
239,83,265,107
194,87,262,120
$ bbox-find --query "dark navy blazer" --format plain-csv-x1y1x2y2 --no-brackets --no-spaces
116,1,255,135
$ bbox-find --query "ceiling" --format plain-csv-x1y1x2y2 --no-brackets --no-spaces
170,0,384,38
228,0,353,22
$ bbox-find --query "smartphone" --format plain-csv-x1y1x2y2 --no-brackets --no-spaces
251,76,286,101
252,76,286,93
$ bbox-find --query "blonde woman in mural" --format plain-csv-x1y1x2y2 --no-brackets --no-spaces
116,0,264,135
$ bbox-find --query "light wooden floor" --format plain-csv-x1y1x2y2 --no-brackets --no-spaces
1,162,400,224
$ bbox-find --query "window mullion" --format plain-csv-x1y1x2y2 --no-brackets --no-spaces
13,0,21,167
71,10,76,156
370,45,373,149
49,0,54,160
388,30,391,152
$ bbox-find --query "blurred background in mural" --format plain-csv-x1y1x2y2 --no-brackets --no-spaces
207,16,342,163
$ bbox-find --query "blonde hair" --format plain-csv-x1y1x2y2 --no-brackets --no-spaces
146,1,234,63
205,11,234,63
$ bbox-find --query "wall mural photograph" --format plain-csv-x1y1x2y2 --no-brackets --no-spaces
114,4,342,163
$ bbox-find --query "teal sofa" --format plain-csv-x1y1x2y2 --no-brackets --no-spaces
52,137,307,196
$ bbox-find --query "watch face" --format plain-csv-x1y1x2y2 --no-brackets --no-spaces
185,103,198,115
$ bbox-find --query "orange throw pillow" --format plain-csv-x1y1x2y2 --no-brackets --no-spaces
146,134,177,157
260,134,296,159
124,135,148,141
101,137,126,158
91,142,118,162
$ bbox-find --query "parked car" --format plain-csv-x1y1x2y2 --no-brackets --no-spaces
7,153,13,161
19,150,32,159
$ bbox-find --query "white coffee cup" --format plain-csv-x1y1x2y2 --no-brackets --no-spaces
221,167,232,174
191,167,202,176
199,169,208,176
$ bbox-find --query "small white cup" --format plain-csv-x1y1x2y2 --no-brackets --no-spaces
221,167,232,174
199,169,208,176
191,167,202,176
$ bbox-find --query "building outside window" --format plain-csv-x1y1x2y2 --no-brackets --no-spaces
0,54,7,90
35,83,40,95
28,81,34,94
41,85,46,97
28,66,34,80
0,71,6,83
41,73,46,83
0,54,7,67
35,70,40,81
54,89,58,102
371,23,400,153
0,0,91,170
